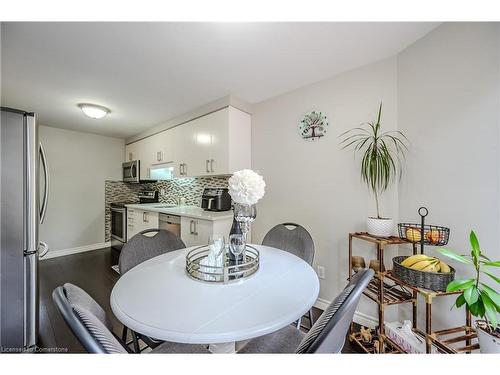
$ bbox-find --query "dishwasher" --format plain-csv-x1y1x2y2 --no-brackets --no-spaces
159,213,181,237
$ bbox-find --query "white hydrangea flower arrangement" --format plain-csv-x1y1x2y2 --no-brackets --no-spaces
228,169,266,206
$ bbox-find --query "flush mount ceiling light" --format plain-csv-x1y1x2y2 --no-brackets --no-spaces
78,103,110,119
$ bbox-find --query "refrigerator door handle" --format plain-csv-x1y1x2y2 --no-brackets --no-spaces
39,241,49,258
39,142,49,224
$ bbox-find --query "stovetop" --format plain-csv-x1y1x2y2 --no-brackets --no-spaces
110,202,135,208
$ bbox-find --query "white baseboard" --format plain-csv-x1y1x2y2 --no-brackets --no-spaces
315,297,378,328
353,310,378,329
314,297,331,311
41,242,110,260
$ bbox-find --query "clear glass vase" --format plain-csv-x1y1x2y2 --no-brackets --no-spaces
233,203,257,249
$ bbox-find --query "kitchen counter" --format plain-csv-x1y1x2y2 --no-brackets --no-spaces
124,203,233,221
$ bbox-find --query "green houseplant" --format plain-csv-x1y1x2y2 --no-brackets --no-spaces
339,103,408,237
437,231,500,353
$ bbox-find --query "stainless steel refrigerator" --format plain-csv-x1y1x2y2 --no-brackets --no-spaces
0,107,49,351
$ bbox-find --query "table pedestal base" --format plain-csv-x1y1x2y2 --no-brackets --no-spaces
209,342,236,353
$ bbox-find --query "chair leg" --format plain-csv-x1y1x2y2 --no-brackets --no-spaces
296,317,301,329
122,325,128,343
131,330,140,353
308,309,315,327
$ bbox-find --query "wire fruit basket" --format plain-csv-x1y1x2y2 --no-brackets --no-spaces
398,223,450,246
398,207,450,250
393,255,455,292
185,245,259,284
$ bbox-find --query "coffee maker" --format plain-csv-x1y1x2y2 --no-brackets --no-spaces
201,188,232,211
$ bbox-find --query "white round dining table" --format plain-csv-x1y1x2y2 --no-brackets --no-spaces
110,244,320,353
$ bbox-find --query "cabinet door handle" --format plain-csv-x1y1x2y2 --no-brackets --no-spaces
157,151,162,162
183,163,187,176
206,159,210,173
193,220,198,235
189,220,194,234
210,159,214,173
147,167,150,178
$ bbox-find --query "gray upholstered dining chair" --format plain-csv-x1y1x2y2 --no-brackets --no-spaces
52,283,209,354
239,269,374,354
262,223,315,326
119,228,186,274
118,228,186,352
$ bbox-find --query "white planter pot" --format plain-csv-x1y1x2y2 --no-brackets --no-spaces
476,321,500,353
367,217,394,238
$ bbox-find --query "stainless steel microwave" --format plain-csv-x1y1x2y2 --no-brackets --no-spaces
122,160,140,183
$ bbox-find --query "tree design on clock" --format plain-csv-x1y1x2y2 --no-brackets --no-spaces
299,111,328,141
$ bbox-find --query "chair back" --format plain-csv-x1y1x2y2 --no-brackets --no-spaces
295,269,374,353
52,283,128,354
262,223,315,265
119,228,186,274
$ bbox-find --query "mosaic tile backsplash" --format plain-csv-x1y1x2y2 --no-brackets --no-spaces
104,176,229,241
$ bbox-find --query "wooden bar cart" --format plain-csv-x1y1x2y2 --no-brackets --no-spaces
348,232,479,354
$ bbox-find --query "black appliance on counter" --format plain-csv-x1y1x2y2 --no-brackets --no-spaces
110,190,159,267
200,188,232,212
138,190,159,203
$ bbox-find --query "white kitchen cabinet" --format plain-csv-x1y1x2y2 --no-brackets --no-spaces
139,137,156,180
170,125,199,178
123,106,251,179
193,109,228,176
188,106,251,177
127,208,159,240
181,217,213,247
125,142,138,162
180,216,233,247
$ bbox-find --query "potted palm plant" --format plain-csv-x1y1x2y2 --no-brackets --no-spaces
437,231,500,353
340,103,408,237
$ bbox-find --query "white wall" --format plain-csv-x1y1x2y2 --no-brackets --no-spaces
39,125,124,255
398,23,500,329
252,57,399,321
252,23,500,330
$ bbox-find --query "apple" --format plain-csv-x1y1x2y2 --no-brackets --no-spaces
426,229,442,244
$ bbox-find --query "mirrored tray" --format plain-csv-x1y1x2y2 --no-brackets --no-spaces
185,245,259,284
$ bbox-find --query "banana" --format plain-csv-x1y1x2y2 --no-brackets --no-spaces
410,258,439,270
439,261,451,273
410,260,432,270
422,262,439,272
401,254,431,267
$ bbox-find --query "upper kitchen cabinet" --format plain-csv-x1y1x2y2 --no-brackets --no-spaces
189,106,251,177
172,119,199,177
124,105,251,179
125,141,138,162
137,136,155,180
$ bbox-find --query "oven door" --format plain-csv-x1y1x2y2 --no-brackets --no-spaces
111,207,127,243
122,160,139,183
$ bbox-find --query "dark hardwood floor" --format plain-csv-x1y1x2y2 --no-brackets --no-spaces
38,248,361,353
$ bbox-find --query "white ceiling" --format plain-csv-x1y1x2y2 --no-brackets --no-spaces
1,22,439,138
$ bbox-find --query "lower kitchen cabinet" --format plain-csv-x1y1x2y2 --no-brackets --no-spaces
127,209,159,241
180,216,232,247
126,208,232,247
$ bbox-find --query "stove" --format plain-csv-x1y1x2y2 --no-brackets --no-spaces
110,190,159,266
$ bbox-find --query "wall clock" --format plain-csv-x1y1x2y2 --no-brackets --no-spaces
299,111,328,141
